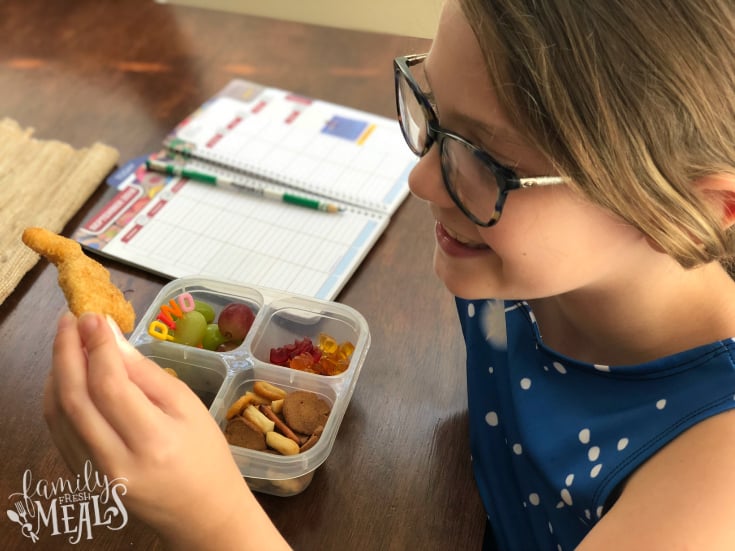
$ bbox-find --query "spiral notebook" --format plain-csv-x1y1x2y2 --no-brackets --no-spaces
72,79,416,300
164,79,414,214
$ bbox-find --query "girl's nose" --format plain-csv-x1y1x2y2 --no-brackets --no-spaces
407,145,454,208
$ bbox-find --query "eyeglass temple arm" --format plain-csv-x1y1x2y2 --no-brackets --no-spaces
517,176,568,188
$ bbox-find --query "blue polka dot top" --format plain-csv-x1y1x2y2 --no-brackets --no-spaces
456,298,735,551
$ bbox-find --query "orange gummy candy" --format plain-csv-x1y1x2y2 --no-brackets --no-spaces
339,341,355,358
289,352,316,372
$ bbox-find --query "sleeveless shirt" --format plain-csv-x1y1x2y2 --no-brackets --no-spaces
456,297,735,550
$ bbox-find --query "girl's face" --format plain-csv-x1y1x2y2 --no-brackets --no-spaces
408,1,649,300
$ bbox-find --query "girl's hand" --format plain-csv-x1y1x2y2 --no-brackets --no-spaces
45,312,289,550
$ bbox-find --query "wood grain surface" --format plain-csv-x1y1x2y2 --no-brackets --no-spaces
0,1,485,549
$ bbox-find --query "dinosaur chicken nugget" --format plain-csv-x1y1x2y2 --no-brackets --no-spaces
21,227,135,332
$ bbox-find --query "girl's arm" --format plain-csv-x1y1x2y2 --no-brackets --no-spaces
577,409,735,550
46,312,291,550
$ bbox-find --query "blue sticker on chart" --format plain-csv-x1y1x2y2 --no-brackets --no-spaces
321,116,369,141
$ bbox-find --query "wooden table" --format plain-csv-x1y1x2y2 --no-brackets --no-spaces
0,1,485,549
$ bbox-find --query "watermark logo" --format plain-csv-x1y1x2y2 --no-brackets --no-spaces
6,460,129,544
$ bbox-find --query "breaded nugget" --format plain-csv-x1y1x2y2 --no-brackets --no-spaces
21,227,135,332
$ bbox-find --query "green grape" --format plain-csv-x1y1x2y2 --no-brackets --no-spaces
194,300,216,324
202,323,227,351
172,311,207,346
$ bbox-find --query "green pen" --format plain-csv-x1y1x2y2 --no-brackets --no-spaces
145,159,342,213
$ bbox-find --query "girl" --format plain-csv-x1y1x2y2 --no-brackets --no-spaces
46,0,735,549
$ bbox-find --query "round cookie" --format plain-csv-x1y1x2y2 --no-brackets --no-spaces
282,391,330,435
224,416,267,451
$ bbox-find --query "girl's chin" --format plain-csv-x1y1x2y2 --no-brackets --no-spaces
432,222,506,298
433,250,496,299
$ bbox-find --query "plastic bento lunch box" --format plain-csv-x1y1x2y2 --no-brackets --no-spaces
128,276,370,496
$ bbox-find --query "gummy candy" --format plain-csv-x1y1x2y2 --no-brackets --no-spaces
318,333,338,354
289,352,316,372
269,333,354,376
339,341,355,358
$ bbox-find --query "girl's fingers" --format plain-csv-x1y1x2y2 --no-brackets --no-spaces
103,315,200,416
43,372,88,474
51,313,127,464
76,313,166,452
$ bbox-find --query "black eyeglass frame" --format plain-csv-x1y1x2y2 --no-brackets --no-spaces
394,53,565,227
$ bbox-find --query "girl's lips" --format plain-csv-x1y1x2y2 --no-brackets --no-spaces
435,221,491,257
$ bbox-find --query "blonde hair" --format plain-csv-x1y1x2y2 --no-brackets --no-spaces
459,0,735,271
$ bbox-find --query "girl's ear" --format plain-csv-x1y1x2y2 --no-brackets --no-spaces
723,194,735,228
695,174,735,229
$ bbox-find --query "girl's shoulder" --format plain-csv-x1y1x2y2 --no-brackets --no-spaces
578,408,735,550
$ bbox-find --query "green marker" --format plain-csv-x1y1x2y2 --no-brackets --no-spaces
145,159,342,213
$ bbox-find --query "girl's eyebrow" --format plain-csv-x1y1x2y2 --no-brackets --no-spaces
422,59,533,172
465,116,527,147
422,58,525,146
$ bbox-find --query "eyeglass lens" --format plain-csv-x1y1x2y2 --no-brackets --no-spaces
397,73,428,155
397,63,500,224
441,139,499,223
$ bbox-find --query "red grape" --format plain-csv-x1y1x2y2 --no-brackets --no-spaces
216,340,241,352
218,302,255,341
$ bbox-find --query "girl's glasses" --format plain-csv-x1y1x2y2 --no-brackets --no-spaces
394,53,566,227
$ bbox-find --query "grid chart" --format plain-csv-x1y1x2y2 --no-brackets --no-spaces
101,177,387,300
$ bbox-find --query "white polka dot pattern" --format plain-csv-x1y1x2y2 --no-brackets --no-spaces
456,297,735,551
554,362,567,374
587,447,600,462
485,411,499,426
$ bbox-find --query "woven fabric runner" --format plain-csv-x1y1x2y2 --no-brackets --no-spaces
0,118,119,306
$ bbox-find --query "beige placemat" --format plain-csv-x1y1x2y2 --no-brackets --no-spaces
0,118,119,306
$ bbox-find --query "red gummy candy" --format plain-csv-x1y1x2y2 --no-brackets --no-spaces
270,337,316,366
269,335,348,375
269,347,290,366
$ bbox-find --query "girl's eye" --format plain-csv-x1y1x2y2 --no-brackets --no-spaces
475,144,518,171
